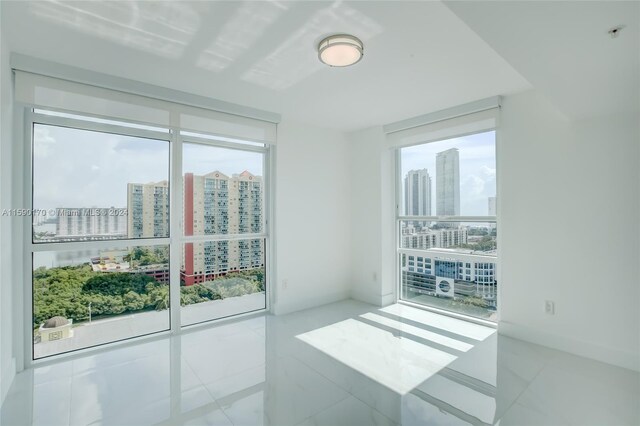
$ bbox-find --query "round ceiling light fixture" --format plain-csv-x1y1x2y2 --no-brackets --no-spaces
318,34,363,67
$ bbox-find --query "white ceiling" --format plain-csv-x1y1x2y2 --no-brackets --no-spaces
2,0,532,131
445,0,640,120
4,1,635,131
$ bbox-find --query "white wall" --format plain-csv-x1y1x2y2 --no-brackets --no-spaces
0,7,16,403
347,89,640,372
498,90,640,371
272,119,352,315
348,126,395,307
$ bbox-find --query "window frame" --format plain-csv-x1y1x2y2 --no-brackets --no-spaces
394,129,498,325
22,107,273,365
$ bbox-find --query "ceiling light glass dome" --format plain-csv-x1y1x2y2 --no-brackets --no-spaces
318,34,363,67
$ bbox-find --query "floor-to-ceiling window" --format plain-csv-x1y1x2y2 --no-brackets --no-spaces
30,113,173,359
18,71,275,360
398,131,497,320
180,139,268,326
391,103,499,321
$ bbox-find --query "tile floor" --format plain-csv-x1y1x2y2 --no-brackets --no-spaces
1,300,638,425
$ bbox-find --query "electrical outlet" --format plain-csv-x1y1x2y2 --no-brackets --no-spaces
544,300,555,315
282,279,288,290
373,272,377,282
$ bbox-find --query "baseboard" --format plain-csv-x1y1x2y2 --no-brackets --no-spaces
1,357,16,405
380,292,395,307
499,321,639,372
350,288,396,308
350,288,383,306
273,290,351,316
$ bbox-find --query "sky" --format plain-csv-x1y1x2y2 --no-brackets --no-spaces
33,124,263,210
400,130,496,216
34,122,491,215
182,142,263,178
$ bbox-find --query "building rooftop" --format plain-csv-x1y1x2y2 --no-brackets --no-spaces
423,247,497,258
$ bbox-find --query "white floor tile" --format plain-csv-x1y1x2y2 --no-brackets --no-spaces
515,353,640,426
297,396,397,426
2,300,638,426
216,356,350,426
498,401,569,426
33,378,72,426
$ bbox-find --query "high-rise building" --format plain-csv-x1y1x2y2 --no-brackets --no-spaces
488,196,496,216
55,207,127,240
182,170,264,285
436,148,460,216
404,169,431,216
488,196,497,230
127,181,169,238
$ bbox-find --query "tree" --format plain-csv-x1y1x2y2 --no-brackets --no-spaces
123,291,145,311
33,264,169,328
83,273,157,296
129,246,169,266
147,285,169,310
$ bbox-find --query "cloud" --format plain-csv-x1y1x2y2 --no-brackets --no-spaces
462,175,485,196
33,124,170,209
33,126,56,158
480,165,496,178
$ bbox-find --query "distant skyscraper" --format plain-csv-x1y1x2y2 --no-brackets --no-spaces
488,196,497,229
436,148,460,216
488,197,496,216
404,169,431,216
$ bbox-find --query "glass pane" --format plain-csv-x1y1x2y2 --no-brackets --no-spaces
399,222,497,321
400,130,495,216
32,123,170,243
181,238,266,326
182,143,264,236
33,245,170,359
400,220,497,253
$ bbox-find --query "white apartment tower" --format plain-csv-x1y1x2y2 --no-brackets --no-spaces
404,169,432,216
182,170,263,285
56,208,127,239
401,227,468,250
127,181,170,238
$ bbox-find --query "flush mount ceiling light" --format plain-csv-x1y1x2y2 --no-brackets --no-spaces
318,34,363,67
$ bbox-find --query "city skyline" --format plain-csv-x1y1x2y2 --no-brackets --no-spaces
401,131,495,216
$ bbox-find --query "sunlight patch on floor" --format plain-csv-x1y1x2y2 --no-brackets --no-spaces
359,312,475,352
380,304,496,341
296,318,459,395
